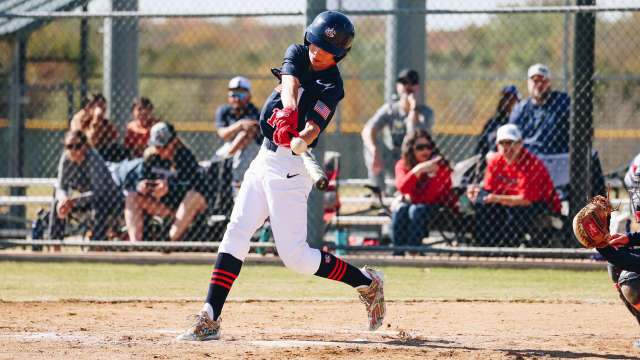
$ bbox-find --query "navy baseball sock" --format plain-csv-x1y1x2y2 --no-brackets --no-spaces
314,251,372,288
204,252,243,320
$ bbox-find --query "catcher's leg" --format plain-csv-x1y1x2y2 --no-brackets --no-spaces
609,263,640,326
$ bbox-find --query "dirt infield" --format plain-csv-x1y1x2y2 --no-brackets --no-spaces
1,300,639,359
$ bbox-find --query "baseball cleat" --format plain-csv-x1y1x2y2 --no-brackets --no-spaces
176,311,221,341
357,266,386,331
634,339,640,348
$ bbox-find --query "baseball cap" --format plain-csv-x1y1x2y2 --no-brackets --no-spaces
527,63,550,79
397,68,419,85
228,76,252,93
148,122,176,147
500,85,522,100
495,124,522,143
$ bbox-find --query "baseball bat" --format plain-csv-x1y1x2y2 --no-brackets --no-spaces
300,152,329,191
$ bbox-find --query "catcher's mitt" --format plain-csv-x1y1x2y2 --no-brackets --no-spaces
573,184,620,248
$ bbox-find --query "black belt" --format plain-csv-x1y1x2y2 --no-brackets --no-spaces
263,138,297,155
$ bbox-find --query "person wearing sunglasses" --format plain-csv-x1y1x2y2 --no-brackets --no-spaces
391,129,456,256
124,97,161,158
49,130,122,241
213,76,262,184
362,68,435,198
467,124,561,247
124,122,210,243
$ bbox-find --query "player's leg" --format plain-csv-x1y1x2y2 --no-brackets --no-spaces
177,151,270,341
265,153,386,331
617,269,640,347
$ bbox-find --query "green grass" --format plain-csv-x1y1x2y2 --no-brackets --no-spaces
0,262,617,301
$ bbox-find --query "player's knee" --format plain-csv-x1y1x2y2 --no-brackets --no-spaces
619,271,640,309
279,248,320,276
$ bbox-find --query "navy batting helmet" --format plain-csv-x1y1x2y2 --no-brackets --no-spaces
304,11,355,64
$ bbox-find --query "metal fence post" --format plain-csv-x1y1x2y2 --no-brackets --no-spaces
8,37,27,228
569,0,596,244
305,0,326,250
103,0,139,132
385,0,426,103
79,4,89,104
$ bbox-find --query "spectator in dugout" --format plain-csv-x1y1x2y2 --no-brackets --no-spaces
391,129,457,256
49,130,123,240
70,93,130,162
212,76,262,184
508,64,569,155
124,122,210,242
467,124,561,247
124,97,161,158
361,69,435,198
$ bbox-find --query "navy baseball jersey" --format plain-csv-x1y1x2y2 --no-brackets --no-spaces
259,44,345,149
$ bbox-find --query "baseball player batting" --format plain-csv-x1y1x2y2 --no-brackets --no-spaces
177,11,386,341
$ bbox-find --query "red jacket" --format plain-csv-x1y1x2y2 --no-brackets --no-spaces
394,159,457,212
484,149,562,214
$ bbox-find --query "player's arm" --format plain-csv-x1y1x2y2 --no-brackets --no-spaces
597,246,640,273
298,120,321,146
281,75,300,109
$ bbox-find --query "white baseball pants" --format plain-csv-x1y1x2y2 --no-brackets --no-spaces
218,144,322,275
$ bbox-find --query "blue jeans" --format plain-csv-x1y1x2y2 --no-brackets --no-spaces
473,189,548,247
391,203,443,255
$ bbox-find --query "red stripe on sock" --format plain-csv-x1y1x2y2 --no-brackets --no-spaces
330,260,345,280
327,258,341,279
211,274,234,285
335,261,348,281
210,280,231,290
213,269,238,279
633,301,640,310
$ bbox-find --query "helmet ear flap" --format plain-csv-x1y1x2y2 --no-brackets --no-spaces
333,46,351,64
304,32,311,46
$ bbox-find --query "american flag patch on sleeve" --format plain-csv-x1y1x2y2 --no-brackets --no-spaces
314,101,331,120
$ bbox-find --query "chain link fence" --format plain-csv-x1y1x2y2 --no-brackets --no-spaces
1,0,639,252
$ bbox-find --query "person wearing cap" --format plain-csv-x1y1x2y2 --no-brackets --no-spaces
475,86,522,159
213,76,262,184
467,124,561,247
124,97,161,158
124,122,210,243
361,68,435,197
509,63,605,198
508,63,570,156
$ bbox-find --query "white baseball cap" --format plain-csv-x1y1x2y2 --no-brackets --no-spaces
528,63,550,79
228,76,252,93
495,124,522,143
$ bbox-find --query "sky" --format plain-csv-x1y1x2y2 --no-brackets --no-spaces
80,0,639,31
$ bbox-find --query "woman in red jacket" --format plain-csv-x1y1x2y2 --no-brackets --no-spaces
392,129,455,255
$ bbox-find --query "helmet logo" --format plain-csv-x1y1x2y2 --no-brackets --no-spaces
324,26,336,38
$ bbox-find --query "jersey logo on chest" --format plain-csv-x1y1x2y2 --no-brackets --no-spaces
316,79,334,91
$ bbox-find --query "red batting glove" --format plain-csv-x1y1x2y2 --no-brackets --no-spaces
609,233,630,248
268,106,298,129
272,126,300,148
